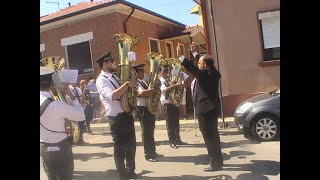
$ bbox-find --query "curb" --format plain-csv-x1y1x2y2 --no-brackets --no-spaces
90,117,236,132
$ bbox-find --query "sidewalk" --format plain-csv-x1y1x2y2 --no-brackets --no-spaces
90,117,236,132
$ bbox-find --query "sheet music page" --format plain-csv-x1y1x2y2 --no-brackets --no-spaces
60,69,78,83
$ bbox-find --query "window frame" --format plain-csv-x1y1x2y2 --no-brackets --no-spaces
165,41,174,58
40,44,45,59
179,43,187,58
61,32,94,76
257,9,280,66
149,38,161,53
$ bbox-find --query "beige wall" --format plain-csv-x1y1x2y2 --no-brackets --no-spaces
40,11,184,81
209,0,280,96
202,0,280,115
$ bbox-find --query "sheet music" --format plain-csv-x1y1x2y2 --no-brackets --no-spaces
60,69,78,83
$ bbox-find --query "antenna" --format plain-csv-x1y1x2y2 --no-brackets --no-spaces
46,0,60,10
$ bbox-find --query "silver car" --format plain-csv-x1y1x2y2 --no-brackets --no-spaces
233,89,280,141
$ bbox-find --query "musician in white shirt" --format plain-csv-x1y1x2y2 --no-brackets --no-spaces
95,51,138,180
40,66,85,180
133,64,161,162
159,65,186,149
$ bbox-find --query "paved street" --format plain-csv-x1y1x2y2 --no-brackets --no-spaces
40,124,280,180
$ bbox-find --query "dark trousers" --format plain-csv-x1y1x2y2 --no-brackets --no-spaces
108,112,136,179
84,105,93,132
77,105,94,141
164,103,180,144
40,138,74,180
198,108,223,167
137,106,156,159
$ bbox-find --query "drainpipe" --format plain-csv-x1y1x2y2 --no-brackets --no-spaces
207,0,226,128
123,7,135,33
193,0,200,5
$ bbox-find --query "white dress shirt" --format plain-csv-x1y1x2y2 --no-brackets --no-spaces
40,91,85,143
159,77,172,105
96,70,124,116
137,79,147,107
87,80,99,97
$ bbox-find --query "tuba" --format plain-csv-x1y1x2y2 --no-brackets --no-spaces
40,56,81,143
167,58,185,107
112,33,139,113
145,52,165,115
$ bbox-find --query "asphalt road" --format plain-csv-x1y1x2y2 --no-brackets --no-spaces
40,127,280,180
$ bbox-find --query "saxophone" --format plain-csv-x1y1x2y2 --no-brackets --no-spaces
40,56,81,143
112,33,139,114
145,52,165,115
80,84,90,109
168,58,185,107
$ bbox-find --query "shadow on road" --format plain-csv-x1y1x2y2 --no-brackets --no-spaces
219,130,242,136
158,151,256,165
73,169,118,180
208,173,269,180
156,154,209,165
221,139,261,149
81,140,169,148
222,150,256,161
223,160,280,175
73,152,112,162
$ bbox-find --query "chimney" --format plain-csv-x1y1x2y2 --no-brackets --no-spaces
90,0,94,2
68,2,71,7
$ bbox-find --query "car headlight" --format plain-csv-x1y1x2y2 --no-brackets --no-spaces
235,102,253,114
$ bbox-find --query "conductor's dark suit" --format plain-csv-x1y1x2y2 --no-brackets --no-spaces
181,55,223,169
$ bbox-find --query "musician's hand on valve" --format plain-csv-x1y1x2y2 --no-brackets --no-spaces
170,80,177,86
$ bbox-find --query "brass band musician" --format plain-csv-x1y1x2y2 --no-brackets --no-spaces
133,64,162,162
40,66,85,180
95,52,138,180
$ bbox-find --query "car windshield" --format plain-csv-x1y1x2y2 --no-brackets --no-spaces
269,89,280,96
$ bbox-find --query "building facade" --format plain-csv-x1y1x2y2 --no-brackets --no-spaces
196,0,280,116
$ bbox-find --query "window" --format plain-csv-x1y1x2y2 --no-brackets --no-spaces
179,43,186,57
165,41,174,58
149,38,160,53
258,10,280,61
61,32,93,75
40,44,45,60
66,41,93,75
199,43,206,55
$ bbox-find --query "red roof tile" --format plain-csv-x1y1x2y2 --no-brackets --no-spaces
40,0,115,22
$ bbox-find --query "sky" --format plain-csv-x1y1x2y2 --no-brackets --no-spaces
40,0,199,26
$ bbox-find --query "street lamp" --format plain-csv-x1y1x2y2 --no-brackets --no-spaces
46,0,60,10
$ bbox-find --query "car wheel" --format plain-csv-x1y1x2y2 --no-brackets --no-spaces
251,114,280,141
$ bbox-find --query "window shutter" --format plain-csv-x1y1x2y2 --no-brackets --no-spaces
261,15,280,49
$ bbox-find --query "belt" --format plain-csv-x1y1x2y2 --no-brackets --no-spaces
107,112,128,119
40,137,69,146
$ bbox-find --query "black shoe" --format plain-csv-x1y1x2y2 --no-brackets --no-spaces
75,139,88,146
154,153,164,158
127,172,138,179
203,166,223,172
170,143,178,149
145,157,158,162
176,139,188,145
